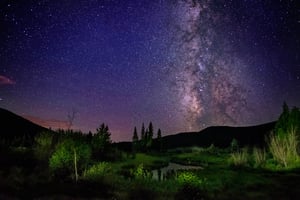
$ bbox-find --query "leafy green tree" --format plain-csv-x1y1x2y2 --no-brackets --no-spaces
49,138,91,180
289,107,300,131
275,103,300,138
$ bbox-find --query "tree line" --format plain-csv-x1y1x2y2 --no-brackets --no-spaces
34,123,113,181
132,122,163,153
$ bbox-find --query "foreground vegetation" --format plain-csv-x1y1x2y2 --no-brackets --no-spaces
0,103,300,199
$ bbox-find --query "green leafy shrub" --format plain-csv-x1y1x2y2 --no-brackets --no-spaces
268,126,299,168
130,163,151,179
253,147,266,168
175,171,207,200
84,162,111,181
176,171,206,188
229,148,249,168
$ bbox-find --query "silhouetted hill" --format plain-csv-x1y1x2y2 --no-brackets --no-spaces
0,108,48,143
116,122,277,151
162,122,276,149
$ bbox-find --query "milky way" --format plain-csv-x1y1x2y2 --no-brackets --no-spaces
167,0,266,130
0,0,299,141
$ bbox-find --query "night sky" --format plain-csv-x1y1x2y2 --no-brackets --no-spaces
0,0,299,141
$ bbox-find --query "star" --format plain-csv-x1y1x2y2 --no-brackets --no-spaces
0,0,299,141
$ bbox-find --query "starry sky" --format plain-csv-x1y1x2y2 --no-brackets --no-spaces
0,0,299,141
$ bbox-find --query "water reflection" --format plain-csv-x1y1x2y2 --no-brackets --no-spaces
152,162,202,181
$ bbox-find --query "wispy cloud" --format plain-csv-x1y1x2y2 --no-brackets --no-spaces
0,75,15,85
23,115,69,130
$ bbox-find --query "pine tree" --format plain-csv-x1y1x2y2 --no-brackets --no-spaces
141,123,145,151
145,128,149,149
132,126,139,153
157,128,162,152
146,122,153,150
92,123,111,158
133,126,139,141
149,122,153,139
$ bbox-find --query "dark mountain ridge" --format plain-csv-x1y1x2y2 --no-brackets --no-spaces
116,122,277,151
0,107,48,142
162,122,276,149
0,107,276,149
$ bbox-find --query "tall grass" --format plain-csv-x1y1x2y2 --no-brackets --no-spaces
253,148,266,168
268,126,299,168
230,148,249,167
83,162,111,181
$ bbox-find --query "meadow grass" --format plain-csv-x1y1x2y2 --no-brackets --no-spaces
268,126,299,168
253,147,266,168
229,148,249,168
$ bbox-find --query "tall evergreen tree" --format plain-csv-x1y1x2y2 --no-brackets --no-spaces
141,123,145,141
157,128,161,139
92,123,111,159
148,122,153,140
145,128,149,144
141,123,145,150
146,122,153,149
132,126,139,153
143,128,148,151
157,128,162,152
133,126,139,141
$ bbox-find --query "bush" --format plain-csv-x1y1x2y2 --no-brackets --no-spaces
84,162,111,181
253,148,266,168
229,148,249,168
130,163,152,179
268,126,299,168
175,171,208,200
176,171,206,188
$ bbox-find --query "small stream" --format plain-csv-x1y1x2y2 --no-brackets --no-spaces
151,162,202,181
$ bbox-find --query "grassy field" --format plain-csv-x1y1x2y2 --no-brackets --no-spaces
1,145,300,199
